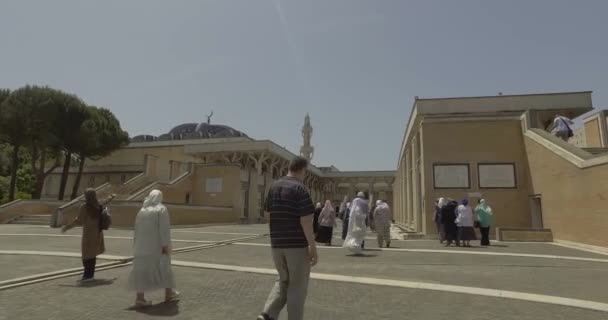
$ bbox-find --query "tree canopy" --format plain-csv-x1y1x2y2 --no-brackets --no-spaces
0,85,128,203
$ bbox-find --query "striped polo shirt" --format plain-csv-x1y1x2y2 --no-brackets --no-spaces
265,176,315,248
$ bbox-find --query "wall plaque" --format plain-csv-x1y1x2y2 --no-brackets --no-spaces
205,178,223,193
478,163,516,188
433,164,470,189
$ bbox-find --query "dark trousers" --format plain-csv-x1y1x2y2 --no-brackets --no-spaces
82,258,97,279
480,227,490,246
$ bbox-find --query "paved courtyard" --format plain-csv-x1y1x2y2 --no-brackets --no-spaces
1,223,607,320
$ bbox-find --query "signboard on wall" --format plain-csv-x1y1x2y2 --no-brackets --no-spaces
478,163,516,188
205,178,223,193
433,164,470,189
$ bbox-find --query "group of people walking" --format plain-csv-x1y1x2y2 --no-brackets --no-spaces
62,156,394,320
338,192,393,255
62,188,179,307
434,197,494,247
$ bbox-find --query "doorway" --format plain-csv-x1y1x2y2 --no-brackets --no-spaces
529,195,544,229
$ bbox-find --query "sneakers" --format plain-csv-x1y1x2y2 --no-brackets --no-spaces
257,314,273,320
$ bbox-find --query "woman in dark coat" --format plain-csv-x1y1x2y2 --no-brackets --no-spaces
313,202,322,234
441,199,459,247
341,202,351,240
62,189,115,282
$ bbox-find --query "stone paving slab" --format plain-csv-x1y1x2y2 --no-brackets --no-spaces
173,244,608,304
0,237,197,256
0,255,83,281
0,266,603,320
244,233,608,259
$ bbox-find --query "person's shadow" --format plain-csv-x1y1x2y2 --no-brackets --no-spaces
59,278,117,288
127,301,180,317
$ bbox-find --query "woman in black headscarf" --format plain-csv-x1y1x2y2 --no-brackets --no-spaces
441,199,459,247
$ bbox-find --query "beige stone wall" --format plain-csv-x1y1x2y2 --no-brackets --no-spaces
421,120,533,235
42,172,140,199
524,136,608,247
0,201,65,223
584,118,601,148
191,164,241,208
89,146,194,167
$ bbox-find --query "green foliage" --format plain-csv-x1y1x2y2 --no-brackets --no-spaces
16,166,36,195
0,176,8,203
0,85,128,201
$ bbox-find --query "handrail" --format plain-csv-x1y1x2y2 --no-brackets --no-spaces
0,199,23,210
526,129,608,169
122,172,145,186
127,171,192,201
57,182,111,210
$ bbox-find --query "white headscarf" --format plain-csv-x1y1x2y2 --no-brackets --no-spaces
437,197,447,208
376,200,383,206
143,189,163,208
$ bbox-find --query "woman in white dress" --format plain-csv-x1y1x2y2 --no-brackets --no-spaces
343,192,369,255
128,190,179,307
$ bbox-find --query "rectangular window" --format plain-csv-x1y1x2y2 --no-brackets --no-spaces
433,163,470,189
478,163,517,189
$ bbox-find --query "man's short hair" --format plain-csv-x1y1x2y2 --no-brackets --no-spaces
289,156,308,172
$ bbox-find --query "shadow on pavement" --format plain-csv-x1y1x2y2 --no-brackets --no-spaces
59,278,117,288
127,301,180,317
346,254,378,258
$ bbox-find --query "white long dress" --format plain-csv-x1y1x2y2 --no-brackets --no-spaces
343,198,369,254
127,191,176,292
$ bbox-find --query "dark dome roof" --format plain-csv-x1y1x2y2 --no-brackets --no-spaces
166,122,248,140
169,123,198,136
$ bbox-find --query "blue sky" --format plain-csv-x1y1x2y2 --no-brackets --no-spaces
1,0,607,170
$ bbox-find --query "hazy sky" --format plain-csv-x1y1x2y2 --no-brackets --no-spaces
1,0,607,170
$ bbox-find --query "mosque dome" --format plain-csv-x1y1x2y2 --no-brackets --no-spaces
166,122,248,140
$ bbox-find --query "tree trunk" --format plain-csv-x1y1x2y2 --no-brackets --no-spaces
57,151,72,201
70,156,85,200
30,146,42,199
8,144,20,201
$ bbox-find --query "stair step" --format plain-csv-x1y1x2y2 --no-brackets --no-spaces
10,221,49,225
583,148,608,155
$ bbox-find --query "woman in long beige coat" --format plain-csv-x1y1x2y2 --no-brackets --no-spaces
62,188,114,282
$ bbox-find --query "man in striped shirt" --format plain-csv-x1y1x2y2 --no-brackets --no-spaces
257,156,317,320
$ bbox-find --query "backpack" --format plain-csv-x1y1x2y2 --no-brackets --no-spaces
99,206,112,230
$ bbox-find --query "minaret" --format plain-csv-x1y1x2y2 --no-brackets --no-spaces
300,113,314,162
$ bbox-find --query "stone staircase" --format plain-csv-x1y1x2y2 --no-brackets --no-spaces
9,214,52,225
583,147,608,155
110,176,157,200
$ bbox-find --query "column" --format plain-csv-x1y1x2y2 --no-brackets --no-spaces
411,137,420,232
406,149,413,228
248,153,267,223
368,182,375,208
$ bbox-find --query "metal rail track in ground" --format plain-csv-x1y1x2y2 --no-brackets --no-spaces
0,233,268,291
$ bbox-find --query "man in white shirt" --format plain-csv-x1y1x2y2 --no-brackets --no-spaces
551,113,574,141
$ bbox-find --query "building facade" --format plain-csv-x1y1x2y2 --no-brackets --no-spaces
393,91,608,248
41,116,394,225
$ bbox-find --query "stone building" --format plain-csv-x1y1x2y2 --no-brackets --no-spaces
39,115,394,226
393,91,608,248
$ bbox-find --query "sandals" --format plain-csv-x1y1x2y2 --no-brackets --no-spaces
165,290,181,302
